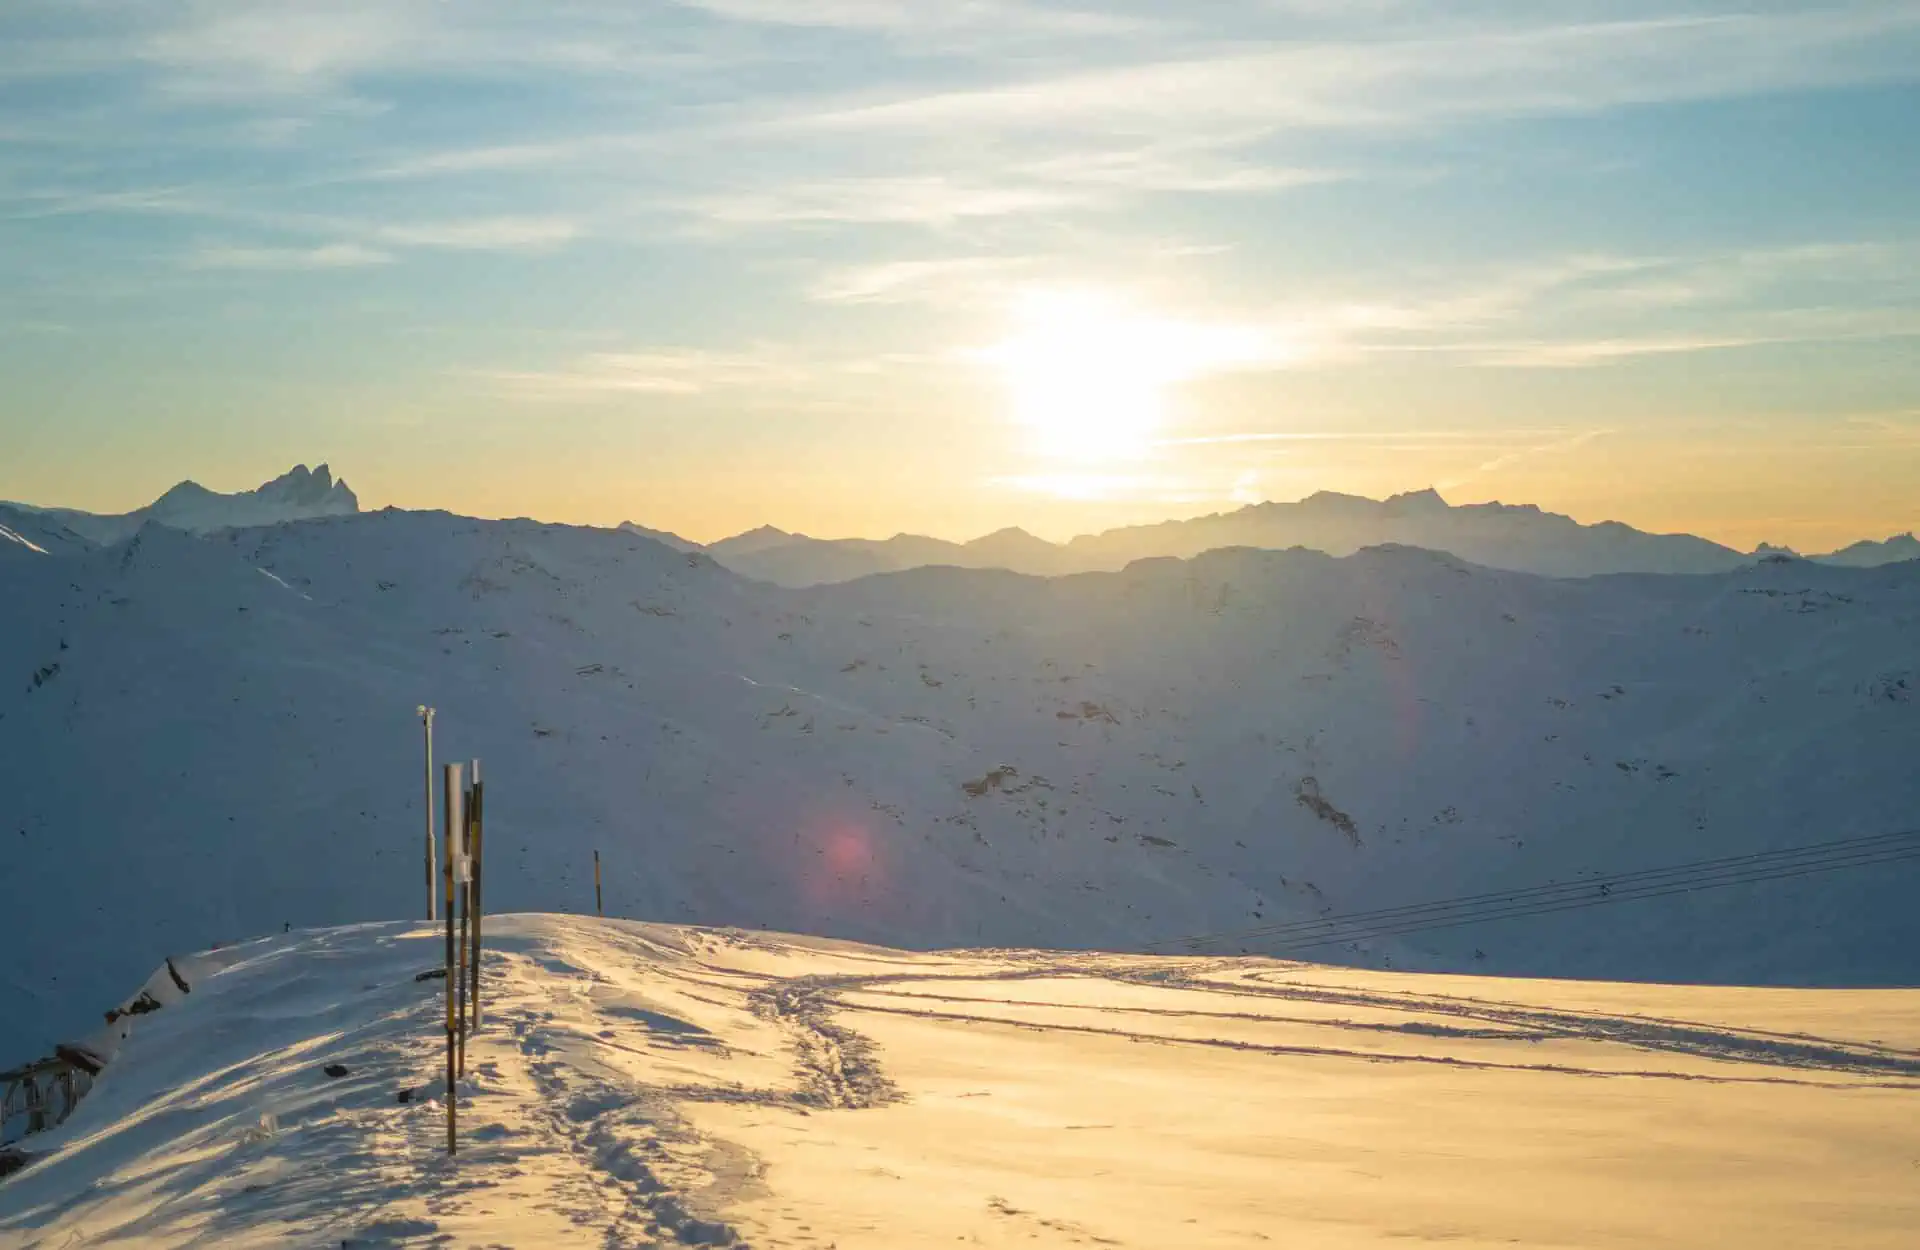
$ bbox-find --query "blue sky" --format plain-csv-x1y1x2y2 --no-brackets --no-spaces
2,1,1917,548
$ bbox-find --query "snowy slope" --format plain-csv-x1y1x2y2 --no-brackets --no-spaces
615,521,702,553
4,510,1918,1069
1,916,1916,1248
7,464,358,545
0,505,94,560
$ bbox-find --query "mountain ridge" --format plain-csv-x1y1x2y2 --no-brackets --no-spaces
4,506,1916,1066
5,463,359,546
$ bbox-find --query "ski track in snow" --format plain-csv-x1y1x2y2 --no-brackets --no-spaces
3,916,1917,1248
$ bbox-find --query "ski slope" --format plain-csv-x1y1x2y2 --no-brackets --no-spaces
3,512,1918,1070
1,916,1916,1248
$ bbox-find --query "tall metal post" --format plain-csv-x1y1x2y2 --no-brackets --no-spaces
419,706,436,920
442,762,462,1155
468,759,484,1032
594,849,603,917
454,788,468,1080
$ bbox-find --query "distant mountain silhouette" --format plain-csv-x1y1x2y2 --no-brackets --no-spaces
704,525,1075,587
1814,533,1920,567
1060,489,1748,578
6,464,358,546
688,489,1761,585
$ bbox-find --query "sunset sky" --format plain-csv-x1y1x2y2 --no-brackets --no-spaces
3,1,1917,551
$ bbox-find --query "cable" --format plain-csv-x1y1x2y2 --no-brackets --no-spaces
1239,846,1920,955
1168,843,1920,954
1166,839,1920,954
1179,828,1920,946
1149,827,1920,955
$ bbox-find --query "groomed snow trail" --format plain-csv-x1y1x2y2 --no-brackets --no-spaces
2,915,1917,1248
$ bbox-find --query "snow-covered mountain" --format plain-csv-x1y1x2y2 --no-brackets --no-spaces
709,526,1073,587
1815,532,1920,567
1060,488,1755,577
0,504,93,560
615,520,701,553
6,463,358,546
699,489,1762,587
4,509,1917,1068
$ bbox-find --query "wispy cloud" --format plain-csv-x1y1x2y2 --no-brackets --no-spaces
141,6,424,96
374,216,580,252
481,345,815,402
788,7,1920,137
690,178,1089,228
1439,428,1614,488
189,242,392,270
1260,241,1920,368
1155,428,1577,447
676,0,1155,37
809,256,1037,305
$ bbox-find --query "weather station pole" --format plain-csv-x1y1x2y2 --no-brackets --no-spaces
468,759,484,1033
442,761,463,1155
418,706,436,920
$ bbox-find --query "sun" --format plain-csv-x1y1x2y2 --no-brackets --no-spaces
980,290,1274,465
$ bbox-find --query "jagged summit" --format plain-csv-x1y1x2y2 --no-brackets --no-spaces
256,463,353,508
6,463,360,546
1385,487,1450,513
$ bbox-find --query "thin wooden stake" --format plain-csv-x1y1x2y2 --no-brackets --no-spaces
594,849,603,917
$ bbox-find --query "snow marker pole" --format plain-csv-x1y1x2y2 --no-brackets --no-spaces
469,759,484,1033
455,783,469,1080
443,762,463,1155
419,706,436,920
594,849,602,917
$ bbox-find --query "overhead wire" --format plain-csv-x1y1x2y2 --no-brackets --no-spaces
1148,826,1920,955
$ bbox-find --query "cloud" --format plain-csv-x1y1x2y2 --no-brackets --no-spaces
375,216,581,251
809,256,1037,305
482,346,814,402
1251,241,1920,368
787,7,1920,139
690,178,1089,227
673,0,1152,36
141,6,423,94
188,242,391,270
1440,428,1614,487
1155,428,1576,447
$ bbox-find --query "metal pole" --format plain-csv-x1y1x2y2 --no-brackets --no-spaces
455,790,468,1080
443,762,462,1155
419,706,436,920
594,849,602,917
469,759,484,1033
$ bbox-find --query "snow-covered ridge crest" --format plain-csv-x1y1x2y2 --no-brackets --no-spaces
3,463,358,546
